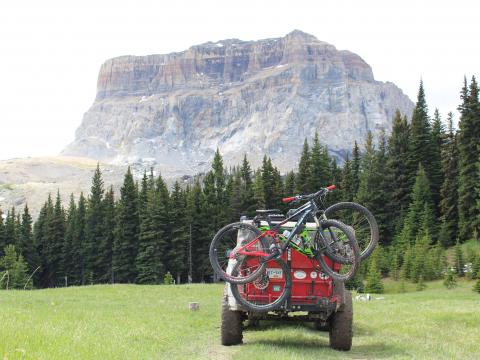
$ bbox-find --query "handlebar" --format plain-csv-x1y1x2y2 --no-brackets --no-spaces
282,185,336,203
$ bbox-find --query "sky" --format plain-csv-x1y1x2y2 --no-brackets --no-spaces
0,0,478,160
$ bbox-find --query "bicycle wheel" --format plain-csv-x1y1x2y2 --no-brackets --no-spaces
230,258,291,312
209,222,268,284
315,219,360,282
325,202,379,260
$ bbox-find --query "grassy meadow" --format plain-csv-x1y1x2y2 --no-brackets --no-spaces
0,280,479,359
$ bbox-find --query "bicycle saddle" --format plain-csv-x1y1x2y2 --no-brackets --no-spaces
255,209,281,214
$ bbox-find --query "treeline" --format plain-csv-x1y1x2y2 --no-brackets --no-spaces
1,77,480,289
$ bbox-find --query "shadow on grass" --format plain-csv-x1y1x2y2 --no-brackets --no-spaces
243,320,406,359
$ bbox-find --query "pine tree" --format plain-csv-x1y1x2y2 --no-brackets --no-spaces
48,191,66,287
72,193,87,285
240,155,255,217
458,77,480,241
136,179,164,284
310,132,330,191
0,245,30,289
387,110,411,231
407,80,435,193
0,209,5,257
398,164,436,249
365,250,384,293
169,182,188,283
438,113,459,247
186,181,207,282
261,156,275,209
444,269,457,289
85,164,105,282
340,154,354,201
212,149,228,225
253,170,265,209
229,170,243,222
390,252,400,281
62,195,76,285
4,207,18,246
34,196,53,287
416,275,426,291
19,204,39,275
351,141,361,197
113,167,140,283
356,131,392,244
473,278,480,293
454,241,465,276
284,171,296,197
472,256,480,280
430,108,445,212
99,187,115,283
296,139,311,194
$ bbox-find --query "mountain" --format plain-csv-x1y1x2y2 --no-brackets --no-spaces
63,30,414,174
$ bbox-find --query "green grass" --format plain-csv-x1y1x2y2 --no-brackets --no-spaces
1,281,479,359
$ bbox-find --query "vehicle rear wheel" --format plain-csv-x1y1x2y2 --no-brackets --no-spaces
329,291,353,351
221,296,243,346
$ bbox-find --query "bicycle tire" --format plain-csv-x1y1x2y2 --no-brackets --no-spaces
324,202,379,260
316,219,360,282
209,222,268,284
230,258,291,312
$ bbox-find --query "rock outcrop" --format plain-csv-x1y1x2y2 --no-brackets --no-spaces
63,30,414,174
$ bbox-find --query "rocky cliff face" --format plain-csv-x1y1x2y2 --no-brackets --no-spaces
63,30,414,174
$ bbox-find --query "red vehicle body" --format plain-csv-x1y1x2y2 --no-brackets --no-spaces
221,219,352,350
238,247,342,312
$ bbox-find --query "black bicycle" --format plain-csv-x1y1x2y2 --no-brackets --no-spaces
209,186,360,287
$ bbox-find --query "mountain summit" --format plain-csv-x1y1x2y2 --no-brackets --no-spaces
63,31,414,174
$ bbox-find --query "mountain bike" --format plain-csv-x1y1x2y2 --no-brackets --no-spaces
209,186,360,286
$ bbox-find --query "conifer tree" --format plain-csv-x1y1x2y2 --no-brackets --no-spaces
63,195,76,285
169,182,188,283
398,165,436,248
0,245,29,289
457,77,480,241
365,250,384,293
387,110,411,230
19,204,39,274
296,139,311,194
261,156,275,208
240,155,255,216
340,154,354,201
34,196,53,287
407,80,435,191
186,181,207,282
212,149,228,225
85,164,105,282
136,179,164,284
99,187,115,283
472,256,480,280
0,209,5,257
47,192,65,287
356,131,392,244
430,108,445,212
473,278,480,293
4,208,18,246
113,167,140,283
438,113,459,247
73,193,87,285
253,170,265,209
351,141,361,197
310,132,330,191
444,269,457,289
284,171,296,197
454,241,465,276
229,170,243,222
